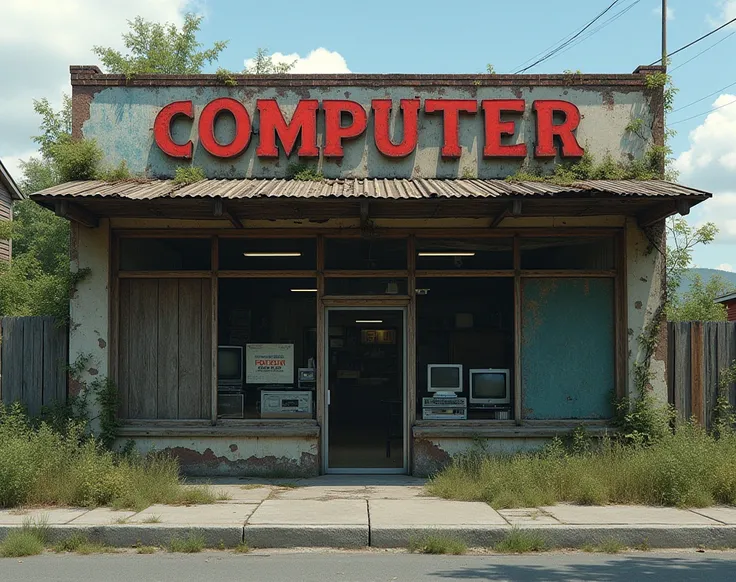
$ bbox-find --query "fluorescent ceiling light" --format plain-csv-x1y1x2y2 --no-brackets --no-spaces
356,319,383,323
290,288,317,293
417,252,476,257
244,252,302,257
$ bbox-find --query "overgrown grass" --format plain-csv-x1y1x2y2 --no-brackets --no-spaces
135,545,158,554
53,533,114,554
427,424,736,509
494,529,547,553
168,531,205,553
0,403,217,511
582,538,626,554
233,542,251,553
0,516,49,558
408,535,467,555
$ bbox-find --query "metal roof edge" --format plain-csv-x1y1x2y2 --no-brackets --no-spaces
0,159,24,200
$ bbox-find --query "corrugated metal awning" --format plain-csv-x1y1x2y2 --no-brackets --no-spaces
31,178,712,201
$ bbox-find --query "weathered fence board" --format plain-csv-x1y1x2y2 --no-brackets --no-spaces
668,321,736,429
0,316,68,414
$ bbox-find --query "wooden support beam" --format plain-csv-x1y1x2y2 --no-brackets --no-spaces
637,201,677,228
55,201,99,228
360,200,373,235
511,199,523,216
490,208,509,228
676,200,691,216
214,199,243,228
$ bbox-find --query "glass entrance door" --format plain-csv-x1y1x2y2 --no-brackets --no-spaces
325,308,406,473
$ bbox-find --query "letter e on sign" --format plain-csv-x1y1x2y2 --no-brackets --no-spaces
154,101,194,159
482,100,527,158
198,97,252,158
533,100,584,158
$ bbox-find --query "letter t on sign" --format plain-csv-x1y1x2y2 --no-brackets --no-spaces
424,100,478,158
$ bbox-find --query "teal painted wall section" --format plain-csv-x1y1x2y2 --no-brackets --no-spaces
521,278,614,419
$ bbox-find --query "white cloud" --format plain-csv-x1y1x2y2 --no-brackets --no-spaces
0,150,38,183
717,263,734,272
708,0,736,25
244,48,351,74
674,94,736,192
0,0,189,167
652,5,675,21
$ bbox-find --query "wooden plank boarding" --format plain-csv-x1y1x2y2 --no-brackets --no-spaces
22,317,44,416
0,318,22,404
177,279,204,419
674,322,691,421
118,279,131,418
156,279,179,419
128,279,159,418
704,323,719,429
690,321,704,425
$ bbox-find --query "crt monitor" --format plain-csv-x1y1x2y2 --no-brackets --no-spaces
218,346,243,386
427,364,463,393
469,369,510,405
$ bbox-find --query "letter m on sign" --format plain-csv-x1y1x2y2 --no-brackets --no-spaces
256,100,319,157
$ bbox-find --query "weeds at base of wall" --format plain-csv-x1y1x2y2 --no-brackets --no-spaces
173,166,206,185
494,529,547,553
408,535,467,555
168,531,205,553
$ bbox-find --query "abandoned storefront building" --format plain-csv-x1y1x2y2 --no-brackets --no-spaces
31,65,711,476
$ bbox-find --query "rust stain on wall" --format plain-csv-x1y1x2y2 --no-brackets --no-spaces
164,446,318,477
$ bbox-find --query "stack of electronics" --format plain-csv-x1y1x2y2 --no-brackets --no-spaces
217,345,245,418
422,365,511,420
422,364,467,419
260,367,315,419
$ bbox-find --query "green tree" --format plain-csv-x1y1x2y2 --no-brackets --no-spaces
243,48,296,74
666,216,718,300
92,13,228,75
668,274,734,322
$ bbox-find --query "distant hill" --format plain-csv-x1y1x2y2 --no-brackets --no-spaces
677,268,736,297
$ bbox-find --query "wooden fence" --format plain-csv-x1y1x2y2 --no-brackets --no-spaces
668,321,736,429
0,316,68,415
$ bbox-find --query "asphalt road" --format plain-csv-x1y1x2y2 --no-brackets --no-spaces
1,550,735,581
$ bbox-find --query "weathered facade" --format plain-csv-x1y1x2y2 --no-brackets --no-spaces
0,159,23,262
32,65,711,476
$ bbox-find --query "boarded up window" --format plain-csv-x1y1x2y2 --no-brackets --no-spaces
521,278,614,419
118,278,212,419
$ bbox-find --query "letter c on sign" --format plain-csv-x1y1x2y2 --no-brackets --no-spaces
153,101,194,159
198,97,252,158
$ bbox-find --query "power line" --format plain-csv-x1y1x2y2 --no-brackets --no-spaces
669,97,736,125
551,1,642,61
513,0,624,74
669,29,736,72
672,80,736,113
649,16,736,66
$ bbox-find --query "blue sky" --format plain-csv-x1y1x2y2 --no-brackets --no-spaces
1,0,734,271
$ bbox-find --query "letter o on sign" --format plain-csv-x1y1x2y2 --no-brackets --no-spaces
198,97,251,158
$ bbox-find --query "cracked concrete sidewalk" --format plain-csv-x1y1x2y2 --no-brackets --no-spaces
3,475,736,549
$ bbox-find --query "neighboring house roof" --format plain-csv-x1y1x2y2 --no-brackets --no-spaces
715,292,736,305
0,159,24,201
30,178,711,201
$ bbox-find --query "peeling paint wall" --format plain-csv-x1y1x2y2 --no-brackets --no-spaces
626,217,667,402
81,85,654,180
124,436,319,477
69,221,110,431
413,437,548,476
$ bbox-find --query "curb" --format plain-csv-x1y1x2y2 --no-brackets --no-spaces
3,524,736,550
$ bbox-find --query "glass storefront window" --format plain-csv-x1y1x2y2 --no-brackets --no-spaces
416,238,513,270
217,278,317,420
325,278,408,296
119,238,211,270
325,238,407,270
416,277,515,421
219,238,316,271
521,237,615,270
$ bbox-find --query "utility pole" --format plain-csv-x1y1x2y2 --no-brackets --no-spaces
662,0,668,70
